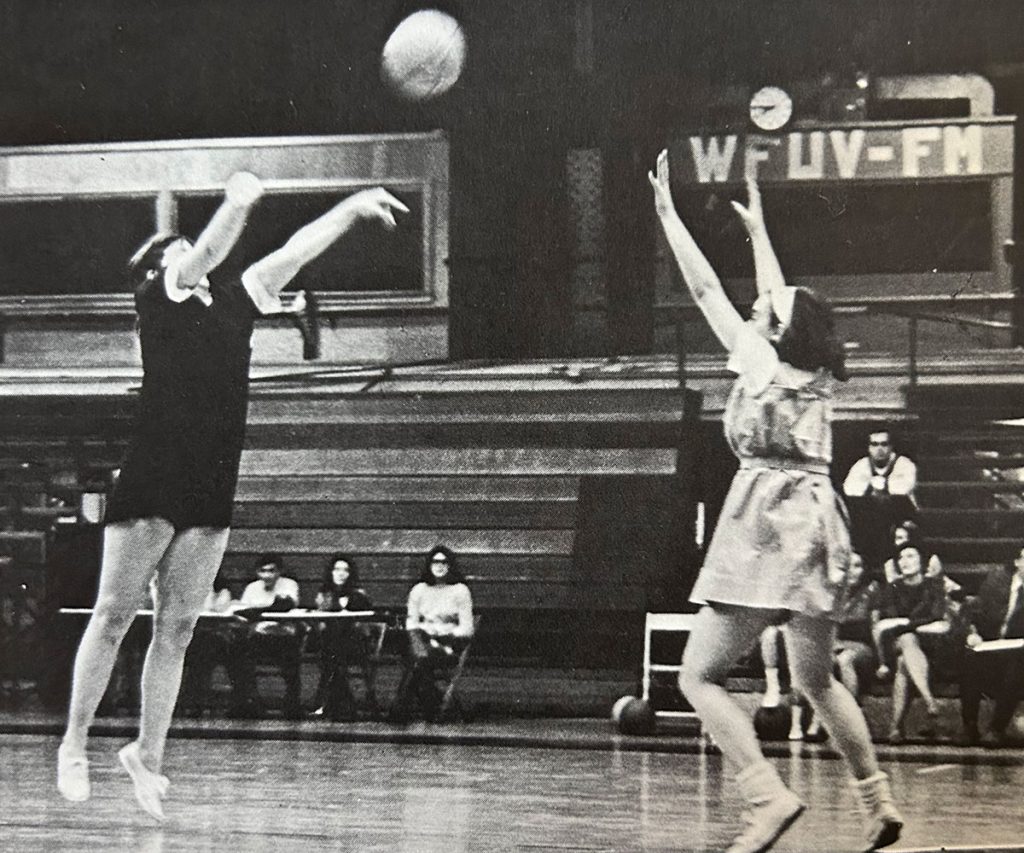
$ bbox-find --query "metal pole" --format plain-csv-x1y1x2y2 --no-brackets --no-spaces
675,308,686,390
908,315,919,392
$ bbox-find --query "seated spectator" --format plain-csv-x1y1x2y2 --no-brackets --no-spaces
311,554,378,721
843,429,918,506
873,544,947,743
882,521,952,589
957,547,1024,747
832,552,879,702
229,553,304,720
388,545,474,724
844,429,918,574
177,574,235,718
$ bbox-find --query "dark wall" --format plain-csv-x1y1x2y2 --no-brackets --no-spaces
2,1,1024,358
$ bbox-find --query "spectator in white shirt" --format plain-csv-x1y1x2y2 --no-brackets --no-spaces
844,430,918,506
844,430,919,575
231,554,304,719
388,546,474,723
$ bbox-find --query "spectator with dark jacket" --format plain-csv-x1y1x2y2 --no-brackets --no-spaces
874,544,946,743
957,548,1024,746
311,554,377,721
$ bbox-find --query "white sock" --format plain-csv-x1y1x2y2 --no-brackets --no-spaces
762,668,782,707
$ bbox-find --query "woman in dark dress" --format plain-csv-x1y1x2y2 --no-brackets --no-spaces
875,543,948,743
312,554,377,720
57,173,408,820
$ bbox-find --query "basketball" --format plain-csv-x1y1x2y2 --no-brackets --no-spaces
617,698,656,735
381,10,467,100
610,694,634,724
753,705,790,741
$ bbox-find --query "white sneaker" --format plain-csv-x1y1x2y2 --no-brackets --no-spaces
118,742,169,821
728,762,805,853
851,772,903,851
57,744,90,802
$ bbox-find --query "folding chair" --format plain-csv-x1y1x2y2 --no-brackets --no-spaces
433,615,482,722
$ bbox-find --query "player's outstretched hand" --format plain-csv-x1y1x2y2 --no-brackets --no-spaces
348,187,410,230
647,149,675,219
225,171,265,207
730,175,764,232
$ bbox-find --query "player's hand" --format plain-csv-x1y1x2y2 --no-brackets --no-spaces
966,631,982,648
348,187,410,230
225,171,264,207
731,175,765,232
647,149,675,219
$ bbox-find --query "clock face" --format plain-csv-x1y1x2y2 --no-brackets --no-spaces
749,86,793,131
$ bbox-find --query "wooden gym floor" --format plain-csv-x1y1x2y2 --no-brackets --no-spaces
2,720,1024,852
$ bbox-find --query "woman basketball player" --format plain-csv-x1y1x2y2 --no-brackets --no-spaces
649,152,903,853
57,171,408,820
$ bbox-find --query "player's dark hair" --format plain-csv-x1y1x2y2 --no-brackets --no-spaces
773,287,848,382
126,232,185,289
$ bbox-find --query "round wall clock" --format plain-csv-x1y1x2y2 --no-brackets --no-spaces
749,86,793,131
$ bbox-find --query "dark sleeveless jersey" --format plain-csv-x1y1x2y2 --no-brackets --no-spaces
105,272,260,529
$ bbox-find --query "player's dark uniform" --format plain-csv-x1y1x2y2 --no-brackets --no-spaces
106,272,260,530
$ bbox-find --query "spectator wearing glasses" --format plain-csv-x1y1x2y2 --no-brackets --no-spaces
388,546,474,723
844,430,919,576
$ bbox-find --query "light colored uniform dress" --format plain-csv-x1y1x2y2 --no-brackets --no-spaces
690,323,851,616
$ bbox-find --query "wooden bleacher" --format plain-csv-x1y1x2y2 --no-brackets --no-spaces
1,361,701,675
221,366,701,668
911,382,1024,594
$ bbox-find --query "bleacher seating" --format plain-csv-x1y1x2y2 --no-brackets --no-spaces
912,383,1024,595
3,371,699,676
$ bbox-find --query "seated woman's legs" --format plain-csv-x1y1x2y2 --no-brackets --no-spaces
895,632,939,718
418,636,468,721
319,629,363,720
389,629,432,722
835,641,874,701
888,657,911,742
390,630,465,722
887,634,939,742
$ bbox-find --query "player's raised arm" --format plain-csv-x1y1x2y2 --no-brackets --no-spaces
648,149,744,352
731,176,794,326
244,187,410,299
174,172,264,290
